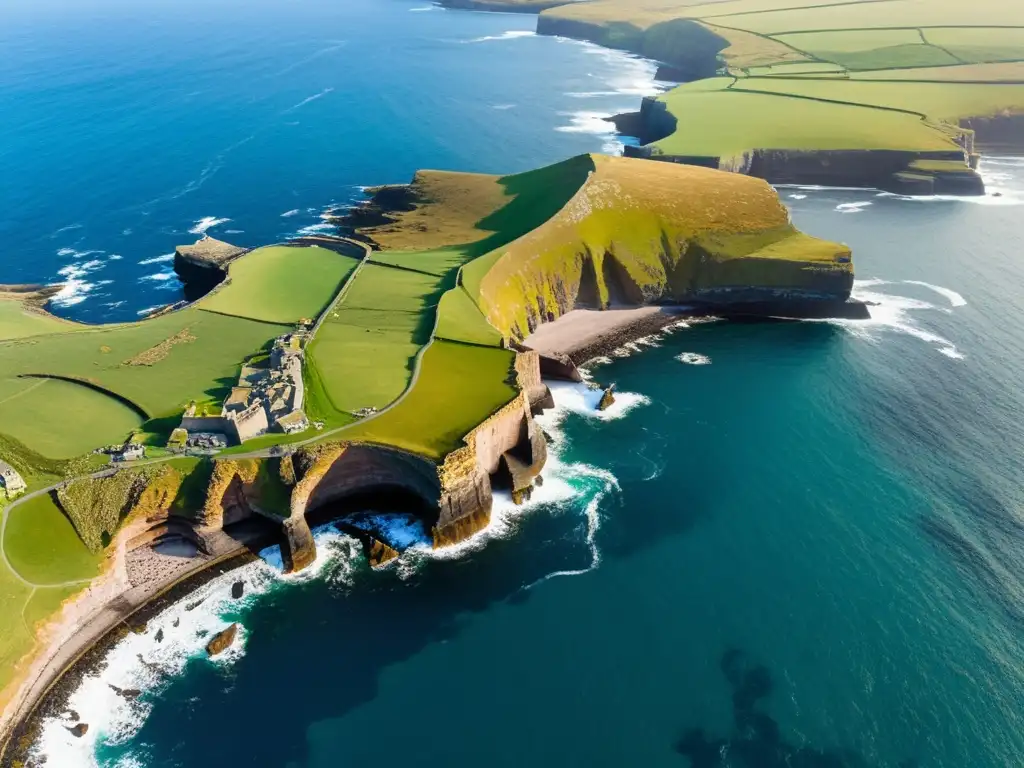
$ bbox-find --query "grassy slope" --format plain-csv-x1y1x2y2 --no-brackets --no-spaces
197,245,359,324
0,378,144,459
344,341,517,459
0,300,77,342
469,154,849,338
4,493,103,583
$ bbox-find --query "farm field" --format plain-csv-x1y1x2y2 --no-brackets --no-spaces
4,493,103,584
197,245,359,324
0,297,77,342
344,340,518,458
537,0,1024,161
0,378,144,459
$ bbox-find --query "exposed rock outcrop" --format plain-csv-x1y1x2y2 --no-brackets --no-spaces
282,517,317,573
205,623,239,657
68,723,89,738
173,237,245,302
367,537,400,568
598,386,616,412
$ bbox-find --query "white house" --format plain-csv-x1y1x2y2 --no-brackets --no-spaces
0,460,26,497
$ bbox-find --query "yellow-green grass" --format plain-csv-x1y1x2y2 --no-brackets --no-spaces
435,287,503,347
23,584,82,629
0,308,291,424
4,493,104,583
471,155,850,339
0,378,145,459
368,247,474,277
744,61,846,77
197,245,359,324
308,265,448,414
0,566,35,696
909,158,977,174
343,341,517,459
850,62,1024,82
735,77,1024,122
652,85,959,157
0,299,77,342
924,27,1024,64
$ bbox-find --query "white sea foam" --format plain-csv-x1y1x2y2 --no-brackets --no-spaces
188,216,231,235
903,280,967,307
284,87,335,113
566,91,619,98
492,103,517,110
408,4,437,9
33,526,365,767
836,201,873,213
139,270,176,282
819,279,965,360
789,193,807,200
138,252,175,265
602,139,625,155
296,222,336,236
466,30,535,43
556,111,616,136
108,254,123,261
280,209,301,218
57,248,102,259
677,352,711,365
136,305,163,316
51,260,106,307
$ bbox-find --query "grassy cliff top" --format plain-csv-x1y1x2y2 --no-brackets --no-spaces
534,0,1024,159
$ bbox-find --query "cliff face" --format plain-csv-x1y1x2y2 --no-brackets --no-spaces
173,238,244,302
475,154,856,340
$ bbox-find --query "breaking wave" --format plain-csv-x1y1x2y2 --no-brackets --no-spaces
188,216,231,235
822,279,966,360
465,30,535,43
51,260,106,307
280,209,301,218
555,111,616,136
138,253,175,265
677,352,712,365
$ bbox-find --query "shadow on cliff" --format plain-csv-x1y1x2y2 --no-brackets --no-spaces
675,650,917,768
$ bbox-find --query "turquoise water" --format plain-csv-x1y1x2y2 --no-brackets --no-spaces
8,1,1024,766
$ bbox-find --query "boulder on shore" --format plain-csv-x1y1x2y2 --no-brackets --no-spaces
206,623,239,657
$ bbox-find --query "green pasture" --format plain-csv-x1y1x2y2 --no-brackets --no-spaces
345,341,517,458
737,78,1024,122
0,308,290,422
0,565,34,694
197,245,358,324
308,264,448,414
4,493,103,583
434,287,503,348
652,86,957,157
0,301,78,342
0,377,144,459
368,247,473,277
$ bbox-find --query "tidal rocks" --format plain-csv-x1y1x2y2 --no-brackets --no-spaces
108,684,141,700
282,517,317,573
67,723,89,738
597,385,616,412
367,537,400,568
206,623,239,657
231,580,244,600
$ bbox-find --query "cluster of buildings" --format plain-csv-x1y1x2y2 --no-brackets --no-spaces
171,330,311,451
0,460,26,499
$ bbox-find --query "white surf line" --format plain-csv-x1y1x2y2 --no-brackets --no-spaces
903,280,967,307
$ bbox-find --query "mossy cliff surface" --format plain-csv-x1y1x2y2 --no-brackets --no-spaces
461,154,852,339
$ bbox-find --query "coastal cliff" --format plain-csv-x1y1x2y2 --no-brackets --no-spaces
172,237,245,302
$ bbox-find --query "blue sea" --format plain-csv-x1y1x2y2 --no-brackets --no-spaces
7,1,1024,767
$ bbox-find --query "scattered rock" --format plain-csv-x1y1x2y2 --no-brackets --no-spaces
535,474,544,487
109,684,141,700
172,618,180,628
231,581,244,600
155,628,164,643
68,723,89,738
597,384,616,411
367,538,400,568
66,709,80,722
206,623,239,657
512,485,533,506
184,599,204,612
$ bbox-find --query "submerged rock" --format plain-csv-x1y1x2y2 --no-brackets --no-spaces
206,623,239,657
109,684,141,700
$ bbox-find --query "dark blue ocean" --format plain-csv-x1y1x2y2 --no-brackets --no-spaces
8,1,1024,767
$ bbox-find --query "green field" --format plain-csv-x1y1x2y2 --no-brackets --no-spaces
434,286,504,347
345,341,518,458
197,245,359,323
0,300,76,342
4,493,103,583
0,377,145,459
